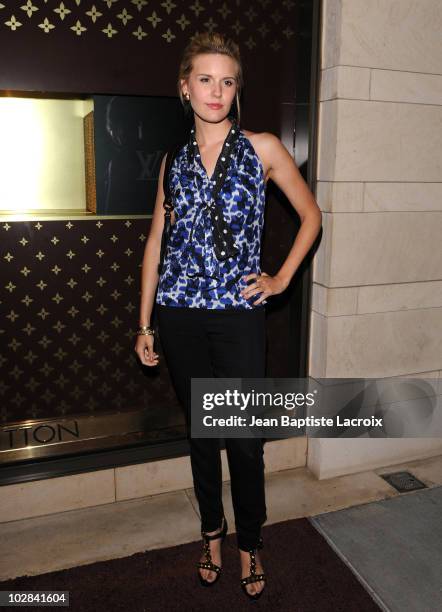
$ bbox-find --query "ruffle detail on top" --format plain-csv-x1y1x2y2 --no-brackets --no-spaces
184,204,223,290
182,120,241,289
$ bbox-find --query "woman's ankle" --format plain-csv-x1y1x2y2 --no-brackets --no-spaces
202,516,225,535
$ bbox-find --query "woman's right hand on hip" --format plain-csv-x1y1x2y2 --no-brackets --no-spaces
135,334,159,366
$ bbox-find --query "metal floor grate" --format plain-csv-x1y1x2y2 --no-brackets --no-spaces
380,471,427,492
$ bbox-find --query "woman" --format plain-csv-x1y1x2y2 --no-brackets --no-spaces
135,32,322,600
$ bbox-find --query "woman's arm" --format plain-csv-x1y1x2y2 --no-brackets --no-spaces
267,131,322,287
242,132,322,305
138,152,171,328
135,152,171,366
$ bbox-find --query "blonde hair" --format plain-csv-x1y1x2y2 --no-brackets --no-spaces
177,31,243,124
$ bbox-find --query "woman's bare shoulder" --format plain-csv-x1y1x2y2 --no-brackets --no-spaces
242,129,282,181
242,129,281,152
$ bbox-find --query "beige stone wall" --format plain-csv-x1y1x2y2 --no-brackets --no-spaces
308,0,442,477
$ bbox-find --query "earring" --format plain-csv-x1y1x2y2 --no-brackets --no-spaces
184,92,190,101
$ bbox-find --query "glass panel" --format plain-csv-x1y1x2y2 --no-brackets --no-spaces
0,96,92,215
0,92,191,218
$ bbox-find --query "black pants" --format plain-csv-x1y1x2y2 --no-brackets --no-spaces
156,304,267,551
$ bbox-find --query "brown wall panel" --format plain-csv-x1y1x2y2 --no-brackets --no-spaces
0,0,296,133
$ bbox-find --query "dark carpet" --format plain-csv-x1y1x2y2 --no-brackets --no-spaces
1,517,380,611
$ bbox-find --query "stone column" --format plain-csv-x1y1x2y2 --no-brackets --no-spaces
308,0,442,478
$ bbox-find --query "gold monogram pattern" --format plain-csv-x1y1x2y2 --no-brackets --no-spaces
1,0,295,51
0,218,181,425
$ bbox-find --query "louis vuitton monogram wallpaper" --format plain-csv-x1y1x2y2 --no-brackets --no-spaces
1,0,294,48
0,0,297,128
0,218,182,427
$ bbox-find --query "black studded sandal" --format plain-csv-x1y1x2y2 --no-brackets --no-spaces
197,516,228,587
240,536,266,600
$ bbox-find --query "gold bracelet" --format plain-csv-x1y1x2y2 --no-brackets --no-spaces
137,325,155,336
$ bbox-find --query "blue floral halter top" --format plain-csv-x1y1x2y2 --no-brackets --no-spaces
155,120,268,309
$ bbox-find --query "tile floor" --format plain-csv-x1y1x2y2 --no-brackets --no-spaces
1,454,441,591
